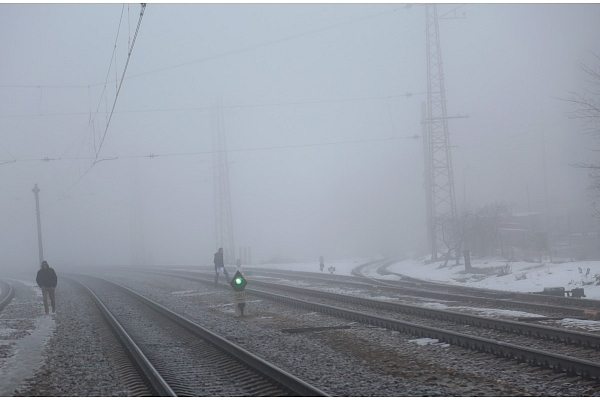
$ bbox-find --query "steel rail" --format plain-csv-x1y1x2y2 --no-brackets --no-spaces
79,275,329,397
202,265,587,317
250,263,588,317
115,262,600,310
67,277,176,396
250,288,600,381
390,272,600,310
350,260,600,310
250,280,600,350
142,270,600,381
0,280,15,313
149,270,600,351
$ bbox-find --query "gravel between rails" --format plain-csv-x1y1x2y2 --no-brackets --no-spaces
3,268,600,397
101,269,600,396
242,282,600,363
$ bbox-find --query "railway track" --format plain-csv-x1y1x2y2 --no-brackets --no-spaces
136,266,600,339
67,274,328,397
137,268,600,382
146,268,600,349
0,280,15,313
236,260,600,313
226,262,598,317
372,263,600,312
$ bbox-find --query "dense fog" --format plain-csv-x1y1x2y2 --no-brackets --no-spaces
1,3,599,272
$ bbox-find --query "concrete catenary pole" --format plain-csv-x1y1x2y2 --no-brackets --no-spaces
32,184,44,267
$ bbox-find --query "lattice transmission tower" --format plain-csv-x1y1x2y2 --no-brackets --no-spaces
212,101,236,265
424,4,458,262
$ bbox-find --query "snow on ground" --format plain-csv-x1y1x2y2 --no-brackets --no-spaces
0,279,56,397
386,257,600,300
255,257,600,332
253,257,600,300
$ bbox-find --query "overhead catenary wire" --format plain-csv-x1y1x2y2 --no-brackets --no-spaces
3,5,420,181
95,3,146,161
60,3,147,197
0,144,17,165
0,92,426,119
90,4,126,147
0,2,416,173
0,135,399,165
124,5,408,82
0,4,409,90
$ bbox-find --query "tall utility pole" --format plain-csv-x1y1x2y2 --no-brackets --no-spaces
31,184,44,266
421,102,433,254
424,4,460,262
213,100,236,265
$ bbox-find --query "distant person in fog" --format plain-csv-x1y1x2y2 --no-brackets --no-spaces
214,247,230,287
319,255,325,272
36,261,58,315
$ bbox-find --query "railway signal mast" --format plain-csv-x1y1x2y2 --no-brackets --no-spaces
424,4,463,263
213,101,236,265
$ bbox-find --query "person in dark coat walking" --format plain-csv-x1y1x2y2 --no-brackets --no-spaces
214,247,230,287
36,260,57,315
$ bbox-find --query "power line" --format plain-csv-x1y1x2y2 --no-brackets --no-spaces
0,5,408,89
0,135,398,165
123,6,406,82
0,92,426,119
95,3,146,161
87,3,126,158
61,3,147,197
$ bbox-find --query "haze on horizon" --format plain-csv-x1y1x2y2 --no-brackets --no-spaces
1,3,599,271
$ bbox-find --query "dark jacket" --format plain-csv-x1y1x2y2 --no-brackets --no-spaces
214,251,224,270
36,268,58,288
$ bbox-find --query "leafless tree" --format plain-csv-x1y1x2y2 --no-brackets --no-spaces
564,54,600,137
465,202,513,259
438,211,472,268
563,54,600,219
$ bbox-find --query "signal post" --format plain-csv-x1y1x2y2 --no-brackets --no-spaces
230,270,248,316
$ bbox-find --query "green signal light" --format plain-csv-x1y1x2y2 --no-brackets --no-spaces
230,271,247,292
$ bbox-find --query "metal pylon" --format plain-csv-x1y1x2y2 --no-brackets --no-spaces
425,4,458,261
212,101,236,265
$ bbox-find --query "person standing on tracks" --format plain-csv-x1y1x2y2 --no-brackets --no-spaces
214,247,230,287
36,260,58,315
319,255,325,272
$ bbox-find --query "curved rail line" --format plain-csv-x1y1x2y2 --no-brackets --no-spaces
69,274,329,397
141,270,600,382
0,280,15,313
362,261,600,310
350,261,592,316
391,272,600,310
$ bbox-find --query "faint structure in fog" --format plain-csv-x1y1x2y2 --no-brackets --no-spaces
32,184,44,267
212,101,236,265
424,4,467,262
129,159,149,266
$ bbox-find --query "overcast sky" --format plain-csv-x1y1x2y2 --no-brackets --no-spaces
1,2,599,269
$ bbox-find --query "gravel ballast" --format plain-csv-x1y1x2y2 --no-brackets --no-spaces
2,268,600,396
